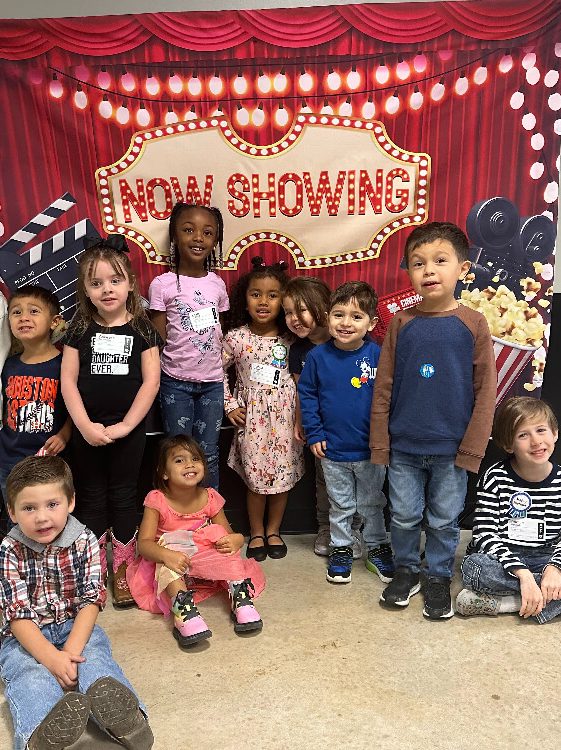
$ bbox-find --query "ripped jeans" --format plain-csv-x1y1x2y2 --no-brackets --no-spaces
159,372,224,490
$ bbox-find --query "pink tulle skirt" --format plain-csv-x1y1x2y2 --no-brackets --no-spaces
126,523,266,615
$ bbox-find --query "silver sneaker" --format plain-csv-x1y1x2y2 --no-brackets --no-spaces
314,528,331,556
455,588,502,617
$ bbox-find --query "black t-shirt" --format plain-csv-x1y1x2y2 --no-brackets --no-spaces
63,318,160,425
0,353,67,469
288,337,316,376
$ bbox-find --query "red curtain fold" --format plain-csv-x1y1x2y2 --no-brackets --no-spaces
1,3,560,60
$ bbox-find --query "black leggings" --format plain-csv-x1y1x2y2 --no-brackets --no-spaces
71,424,145,542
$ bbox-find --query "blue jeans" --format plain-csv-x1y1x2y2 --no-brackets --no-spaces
462,550,561,624
321,458,387,549
0,622,145,750
388,450,467,578
159,372,224,490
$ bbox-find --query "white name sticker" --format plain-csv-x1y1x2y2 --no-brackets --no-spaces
92,333,133,356
507,518,546,542
189,306,218,333
250,363,281,387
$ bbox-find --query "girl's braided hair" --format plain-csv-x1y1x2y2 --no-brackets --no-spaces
168,203,224,286
224,256,290,333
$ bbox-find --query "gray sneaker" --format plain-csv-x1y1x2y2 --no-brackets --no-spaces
314,528,331,556
455,588,503,617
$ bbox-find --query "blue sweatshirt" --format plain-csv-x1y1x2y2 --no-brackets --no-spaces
298,339,381,462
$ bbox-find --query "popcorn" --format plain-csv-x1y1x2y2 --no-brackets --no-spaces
459,285,546,347
520,277,541,301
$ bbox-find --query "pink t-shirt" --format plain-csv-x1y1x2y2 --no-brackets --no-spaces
149,271,229,382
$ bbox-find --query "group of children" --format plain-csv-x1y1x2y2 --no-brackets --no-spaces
0,203,560,749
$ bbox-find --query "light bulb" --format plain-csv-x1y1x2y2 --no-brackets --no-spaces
97,67,111,89
49,74,63,99
136,105,151,127
375,61,390,84
554,118,561,135
209,72,223,96
339,97,352,117
530,161,544,179
168,72,182,94
510,90,524,109
320,100,334,115
522,112,536,130
544,181,559,204
413,52,427,73
236,104,250,126
187,74,202,96
252,104,265,126
431,79,445,101
522,52,536,70
526,67,540,85
165,106,179,124
474,65,488,85
184,105,198,121
145,73,160,96
116,103,130,125
211,104,223,116
545,70,560,87
409,86,424,110
362,97,375,119
233,71,248,95
98,95,113,119
273,69,287,92
299,69,313,93
74,86,87,109
396,57,410,81
257,71,271,94
548,93,561,111
385,91,400,115
121,70,135,92
275,105,289,127
498,52,513,73
327,68,341,91
346,66,361,90
455,74,468,96
531,132,544,150
300,99,312,114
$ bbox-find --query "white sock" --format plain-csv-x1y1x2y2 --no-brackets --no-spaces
227,580,244,596
497,594,522,613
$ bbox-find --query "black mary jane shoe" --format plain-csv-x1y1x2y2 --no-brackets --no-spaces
266,533,288,559
246,535,267,562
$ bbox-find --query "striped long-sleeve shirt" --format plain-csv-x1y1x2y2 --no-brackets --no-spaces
467,460,561,575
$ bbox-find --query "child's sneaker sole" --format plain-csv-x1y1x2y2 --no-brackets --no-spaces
365,559,394,583
422,605,454,619
230,612,263,634
87,677,154,750
326,570,352,584
379,581,421,607
28,692,90,750
173,626,212,647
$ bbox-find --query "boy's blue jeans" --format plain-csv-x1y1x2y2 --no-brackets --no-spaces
0,621,145,750
321,458,387,550
159,371,224,490
388,450,467,578
462,550,561,624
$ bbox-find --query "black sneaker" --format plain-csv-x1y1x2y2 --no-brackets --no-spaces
365,543,395,583
326,546,353,584
423,576,454,619
379,566,420,607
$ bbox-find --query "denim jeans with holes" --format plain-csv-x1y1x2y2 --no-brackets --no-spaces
0,622,145,750
388,450,467,578
159,371,224,490
461,549,561,624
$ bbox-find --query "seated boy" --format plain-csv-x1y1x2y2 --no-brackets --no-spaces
0,455,154,749
298,281,392,585
0,286,71,502
370,222,497,619
457,397,561,623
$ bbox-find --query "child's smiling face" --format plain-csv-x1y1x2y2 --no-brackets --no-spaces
282,295,316,338
246,276,283,327
174,207,217,272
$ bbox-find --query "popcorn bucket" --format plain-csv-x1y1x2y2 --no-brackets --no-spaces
493,337,537,405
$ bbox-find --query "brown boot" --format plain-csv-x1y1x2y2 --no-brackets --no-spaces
28,692,90,750
111,532,136,609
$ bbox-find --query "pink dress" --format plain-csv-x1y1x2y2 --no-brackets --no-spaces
127,488,266,613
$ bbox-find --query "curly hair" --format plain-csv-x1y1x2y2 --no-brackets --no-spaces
224,256,290,333
168,203,224,285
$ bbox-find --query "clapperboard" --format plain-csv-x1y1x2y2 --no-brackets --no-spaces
0,193,101,321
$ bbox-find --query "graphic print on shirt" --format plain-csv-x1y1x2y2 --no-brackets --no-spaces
350,356,377,389
5,375,58,433
90,332,134,375
175,292,218,365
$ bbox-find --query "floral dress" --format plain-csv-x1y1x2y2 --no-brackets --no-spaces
223,325,304,493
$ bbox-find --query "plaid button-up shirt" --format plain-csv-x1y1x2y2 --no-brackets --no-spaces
0,515,106,640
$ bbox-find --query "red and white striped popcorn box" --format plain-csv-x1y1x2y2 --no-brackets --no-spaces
493,337,537,405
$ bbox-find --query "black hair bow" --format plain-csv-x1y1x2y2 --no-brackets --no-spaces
84,234,129,253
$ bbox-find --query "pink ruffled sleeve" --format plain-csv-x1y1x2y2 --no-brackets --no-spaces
206,488,226,518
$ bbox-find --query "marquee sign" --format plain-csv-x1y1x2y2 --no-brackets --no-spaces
95,113,430,269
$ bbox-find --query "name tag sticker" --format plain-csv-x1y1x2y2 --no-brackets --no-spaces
189,307,218,333
250,363,281,387
507,518,546,542
92,333,133,356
